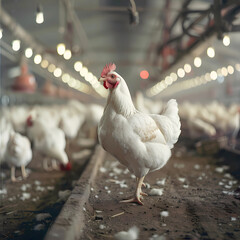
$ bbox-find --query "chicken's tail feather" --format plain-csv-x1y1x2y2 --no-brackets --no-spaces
161,99,181,148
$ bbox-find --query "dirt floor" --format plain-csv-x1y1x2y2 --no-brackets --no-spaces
0,139,95,240
82,140,240,240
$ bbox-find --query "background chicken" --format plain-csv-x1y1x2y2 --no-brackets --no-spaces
98,63,181,205
4,132,32,182
26,112,71,171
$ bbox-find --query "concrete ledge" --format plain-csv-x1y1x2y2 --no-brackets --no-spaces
44,145,105,240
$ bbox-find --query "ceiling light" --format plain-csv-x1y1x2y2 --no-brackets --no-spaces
140,70,149,79
207,47,215,58
80,67,88,77
63,49,72,60
48,64,56,73
85,72,94,82
74,61,83,71
177,68,185,78
62,73,70,83
54,68,62,77
36,4,44,24
12,40,21,51
57,43,65,55
0,29,3,39
223,35,230,46
170,72,178,82
227,65,234,74
210,71,217,80
221,67,228,77
194,57,202,68
235,63,240,71
184,64,191,73
34,54,42,64
25,48,33,58
165,76,173,85
41,59,49,68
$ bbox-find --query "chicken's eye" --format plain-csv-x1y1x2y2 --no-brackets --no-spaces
111,74,115,79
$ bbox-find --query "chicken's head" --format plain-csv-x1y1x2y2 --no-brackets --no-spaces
99,63,120,90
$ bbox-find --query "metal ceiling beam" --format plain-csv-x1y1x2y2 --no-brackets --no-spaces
62,0,88,53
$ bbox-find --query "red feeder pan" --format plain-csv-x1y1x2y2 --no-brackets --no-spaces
12,64,37,93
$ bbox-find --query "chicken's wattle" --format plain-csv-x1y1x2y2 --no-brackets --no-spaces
103,80,119,89
60,162,72,171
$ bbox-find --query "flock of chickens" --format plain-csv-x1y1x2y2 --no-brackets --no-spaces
0,100,104,181
136,92,240,141
0,63,239,206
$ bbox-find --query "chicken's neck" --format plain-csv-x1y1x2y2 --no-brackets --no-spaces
106,78,136,117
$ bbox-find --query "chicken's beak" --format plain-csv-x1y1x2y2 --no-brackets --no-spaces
98,77,106,82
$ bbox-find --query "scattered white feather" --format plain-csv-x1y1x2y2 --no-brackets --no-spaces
119,192,123,195
47,186,54,191
104,186,109,190
34,180,41,186
183,185,189,189
21,184,31,192
224,173,233,179
58,190,71,201
149,188,163,196
150,234,166,240
174,163,185,169
0,189,7,195
224,185,232,189
145,183,151,189
107,190,111,194
222,191,234,195
198,176,202,180
34,224,45,231
99,224,106,230
219,182,224,186
20,193,31,201
36,213,52,221
36,186,45,192
194,164,200,170
123,169,129,174
156,178,166,186
113,167,123,175
83,207,86,212
160,211,169,217
231,217,237,221
178,177,185,182
91,188,94,191
100,167,107,173
131,174,136,179
95,195,99,198
114,226,139,240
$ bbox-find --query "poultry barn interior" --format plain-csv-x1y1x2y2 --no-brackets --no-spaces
0,0,240,239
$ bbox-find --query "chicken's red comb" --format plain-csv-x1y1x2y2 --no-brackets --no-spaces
101,63,116,77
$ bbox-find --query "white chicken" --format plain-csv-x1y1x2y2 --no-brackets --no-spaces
0,117,13,164
4,132,32,182
98,63,181,205
26,112,71,171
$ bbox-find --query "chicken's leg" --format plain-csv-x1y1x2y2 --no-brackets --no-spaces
43,159,52,171
120,176,146,205
11,167,17,182
21,165,28,179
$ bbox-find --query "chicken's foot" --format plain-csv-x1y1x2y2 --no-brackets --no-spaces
11,167,18,182
120,176,146,205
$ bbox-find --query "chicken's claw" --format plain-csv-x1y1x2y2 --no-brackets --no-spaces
120,197,144,206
